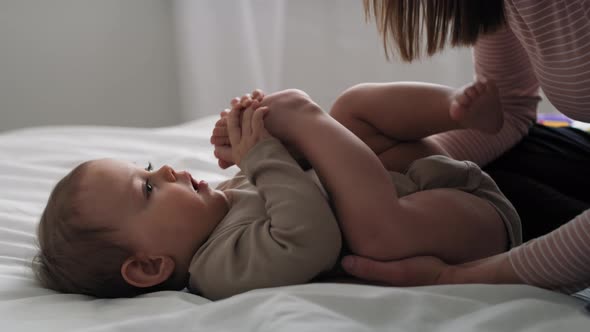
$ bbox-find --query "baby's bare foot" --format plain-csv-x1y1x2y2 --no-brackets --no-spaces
449,79,503,134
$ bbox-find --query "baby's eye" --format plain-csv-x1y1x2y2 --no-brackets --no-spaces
144,162,153,198
145,179,153,198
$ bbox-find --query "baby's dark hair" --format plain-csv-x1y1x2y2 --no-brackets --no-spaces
33,161,185,298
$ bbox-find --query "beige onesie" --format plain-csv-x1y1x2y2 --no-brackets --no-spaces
188,138,342,300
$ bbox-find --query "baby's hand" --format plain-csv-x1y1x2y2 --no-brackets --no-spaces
211,89,265,169
226,100,271,168
230,89,265,111
211,114,234,169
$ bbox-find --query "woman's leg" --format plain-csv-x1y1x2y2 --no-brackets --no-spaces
485,124,590,241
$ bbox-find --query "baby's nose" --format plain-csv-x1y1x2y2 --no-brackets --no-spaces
158,165,177,182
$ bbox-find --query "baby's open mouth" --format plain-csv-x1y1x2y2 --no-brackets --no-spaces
190,175,209,193
190,177,200,193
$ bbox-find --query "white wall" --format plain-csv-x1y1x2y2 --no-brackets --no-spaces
175,0,476,121
176,0,557,122
1,0,557,133
0,0,180,132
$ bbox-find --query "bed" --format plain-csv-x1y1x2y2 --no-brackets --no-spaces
1,116,589,331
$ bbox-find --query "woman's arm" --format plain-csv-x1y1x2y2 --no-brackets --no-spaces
193,101,342,300
508,210,590,293
431,27,540,167
340,251,521,287
341,210,590,294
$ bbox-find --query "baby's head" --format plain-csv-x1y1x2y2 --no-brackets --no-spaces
34,159,229,298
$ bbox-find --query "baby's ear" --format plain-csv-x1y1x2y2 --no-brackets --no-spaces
121,254,175,288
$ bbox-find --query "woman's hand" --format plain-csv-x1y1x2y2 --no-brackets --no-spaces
341,251,523,287
341,255,452,286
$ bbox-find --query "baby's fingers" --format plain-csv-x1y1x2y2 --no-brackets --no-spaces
214,146,233,165
252,106,270,138
214,118,226,128
252,89,265,102
211,135,230,146
212,113,230,145
214,111,228,128
227,106,242,146
240,94,253,108
241,101,257,137
230,97,241,108
212,126,228,137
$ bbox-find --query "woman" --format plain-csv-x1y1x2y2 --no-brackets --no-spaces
341,0,590,294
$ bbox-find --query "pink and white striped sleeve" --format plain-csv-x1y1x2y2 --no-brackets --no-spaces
430,27,540,167
503,0,590,293
509,211,590,294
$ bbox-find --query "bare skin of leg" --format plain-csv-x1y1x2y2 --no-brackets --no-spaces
214,86,506,264
324,80,507,262
269,88,505,263
330,80,502,173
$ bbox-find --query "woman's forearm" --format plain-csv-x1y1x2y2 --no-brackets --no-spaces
448,204,590,292
448,252,522,285
507,211,590,293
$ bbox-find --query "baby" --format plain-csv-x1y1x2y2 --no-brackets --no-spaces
35,79,520,300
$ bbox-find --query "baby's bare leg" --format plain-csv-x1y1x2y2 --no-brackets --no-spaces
260,91,505,264
259,91,400,258
327,82,508,262
216,89,506,264
330,80,502,173
372,188,507,263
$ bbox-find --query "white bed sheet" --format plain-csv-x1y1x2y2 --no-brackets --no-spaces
1,116,588,332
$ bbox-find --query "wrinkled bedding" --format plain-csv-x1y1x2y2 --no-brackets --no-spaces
1,117,588,332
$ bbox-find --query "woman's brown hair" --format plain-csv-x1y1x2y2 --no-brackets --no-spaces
363,0,506,61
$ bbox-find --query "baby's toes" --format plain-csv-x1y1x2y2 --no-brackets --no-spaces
240,94,253,108
252,89,264,101
464,85,480,99
449,100,467,121
231,97,241,107
484,79,499,95
456,90,472,106
473,81,487,94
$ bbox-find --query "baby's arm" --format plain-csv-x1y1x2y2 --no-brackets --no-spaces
193,105,342,299
213,89,398,259
213,89,506,264
260,90,403,258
